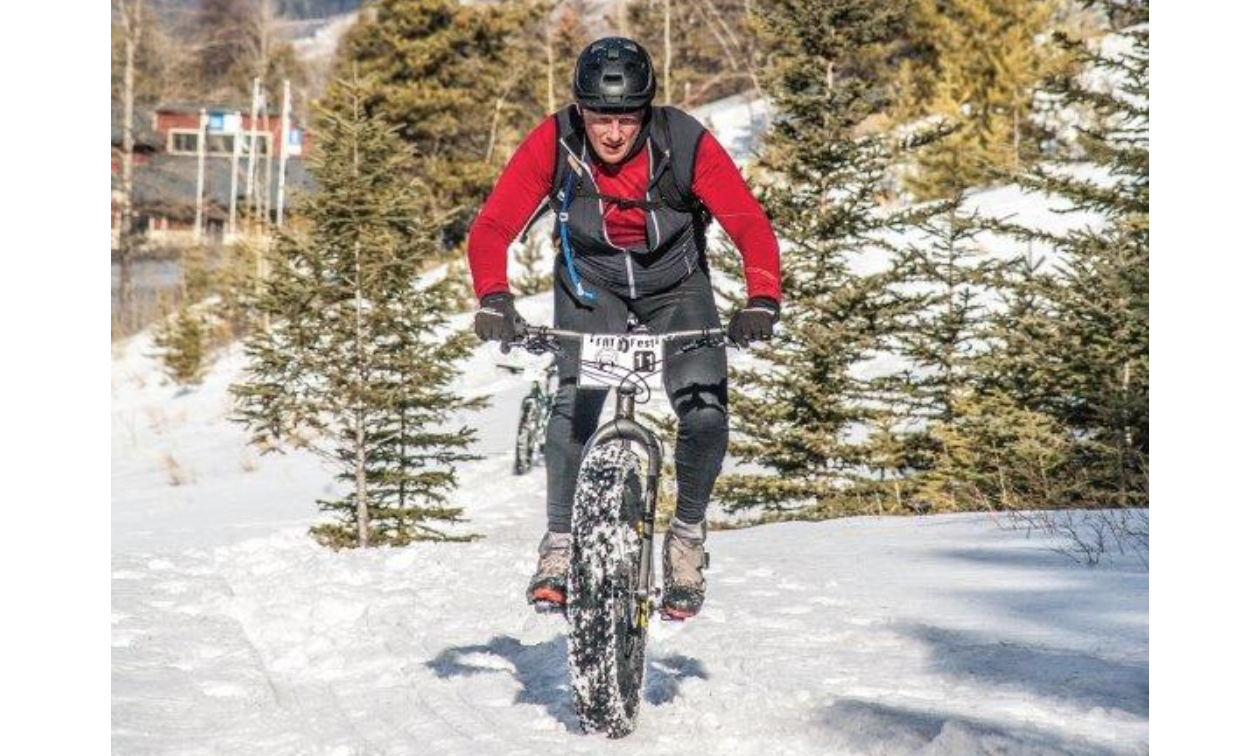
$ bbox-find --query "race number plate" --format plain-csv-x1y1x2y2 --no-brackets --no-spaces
578,333,665,390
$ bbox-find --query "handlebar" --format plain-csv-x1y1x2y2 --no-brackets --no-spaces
505,325,738,356
497,324,768,403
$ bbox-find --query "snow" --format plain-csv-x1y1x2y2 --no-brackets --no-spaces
693,92,773,163
289,13,360,65
112,94,1147,754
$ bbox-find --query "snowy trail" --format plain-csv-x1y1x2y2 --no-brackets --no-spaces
112,512,1147,755
113,321,1147,755
112,93,1145,755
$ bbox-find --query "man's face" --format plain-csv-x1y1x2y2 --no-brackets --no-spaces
580,107,645,165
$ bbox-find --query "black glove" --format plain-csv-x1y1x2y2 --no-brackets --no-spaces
727,297,779,348
474,292,525,349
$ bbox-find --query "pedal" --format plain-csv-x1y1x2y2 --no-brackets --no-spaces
659,607,695,622
648,586,662,613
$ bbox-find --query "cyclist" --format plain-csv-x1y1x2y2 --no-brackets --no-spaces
468,37,781,620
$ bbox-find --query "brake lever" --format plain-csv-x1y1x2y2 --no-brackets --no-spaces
523,334,561,355
679,335,730,354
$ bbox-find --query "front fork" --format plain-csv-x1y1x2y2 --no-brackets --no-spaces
583,385,663,631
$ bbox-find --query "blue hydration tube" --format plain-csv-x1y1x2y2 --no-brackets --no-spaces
557,169,596,302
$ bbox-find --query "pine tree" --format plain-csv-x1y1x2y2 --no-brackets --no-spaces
335,0,546,245
626,0,763,107
988,9,1148,507
511,233,555,296
889,198,1015,510
151,246,221,386
715,0,922,517
232,77,484,548
893,0,1077,198
895,200,1002,425
152,306,212,385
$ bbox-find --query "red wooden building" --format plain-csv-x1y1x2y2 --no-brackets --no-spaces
111,103,313,250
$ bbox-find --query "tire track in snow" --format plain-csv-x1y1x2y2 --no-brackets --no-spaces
112,550,324,755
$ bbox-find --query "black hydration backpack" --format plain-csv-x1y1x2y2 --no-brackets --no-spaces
521,104,712,243
522,104,714,302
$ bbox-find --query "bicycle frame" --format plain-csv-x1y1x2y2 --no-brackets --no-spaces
509,324,733,626
584,384,664,630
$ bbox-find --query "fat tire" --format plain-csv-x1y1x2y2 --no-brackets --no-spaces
513,398,540,475
566,442,646,738
533,397,551,458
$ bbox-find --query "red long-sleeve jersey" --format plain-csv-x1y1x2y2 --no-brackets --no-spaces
466,115,781,302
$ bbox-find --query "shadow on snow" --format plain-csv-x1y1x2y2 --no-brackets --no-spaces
900,622,1148,718
804,539,1147,753
427,634,709,732
814,698,1141,756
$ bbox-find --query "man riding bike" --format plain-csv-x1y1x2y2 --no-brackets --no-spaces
467,37,781,620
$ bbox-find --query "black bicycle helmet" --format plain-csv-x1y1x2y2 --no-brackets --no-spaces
572,37,656,112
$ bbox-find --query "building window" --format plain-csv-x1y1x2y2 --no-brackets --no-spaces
242,132,271,156
167,129,273,156
169,130,199,154
206,134,235,154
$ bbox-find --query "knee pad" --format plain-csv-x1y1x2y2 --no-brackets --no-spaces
679,406,728,442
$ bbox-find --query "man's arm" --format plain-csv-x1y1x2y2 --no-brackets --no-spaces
466,117,558,300
689,131,782,303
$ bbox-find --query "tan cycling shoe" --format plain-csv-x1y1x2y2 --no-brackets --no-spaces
661,518,708,620
527,531,571,607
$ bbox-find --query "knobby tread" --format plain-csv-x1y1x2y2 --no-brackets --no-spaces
565,442,646,738
513,398,540,475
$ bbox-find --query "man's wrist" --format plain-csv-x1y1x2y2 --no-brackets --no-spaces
747,296,780,318
480,291,514,308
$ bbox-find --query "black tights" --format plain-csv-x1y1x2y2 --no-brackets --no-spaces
544,263,728,533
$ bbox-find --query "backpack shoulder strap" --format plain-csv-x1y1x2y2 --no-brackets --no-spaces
649,106,708,215
516,107,583,241
552,105,586,199
541,105,710,220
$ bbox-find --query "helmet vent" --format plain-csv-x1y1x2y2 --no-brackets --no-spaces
572,36,656,111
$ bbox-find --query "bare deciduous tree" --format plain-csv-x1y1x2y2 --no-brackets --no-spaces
114,0,143,334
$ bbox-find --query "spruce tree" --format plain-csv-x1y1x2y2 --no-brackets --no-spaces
152,305,212,386
977,249,1062,412
989,9,1148,507
715,0,922,517
893,0,1077,198
889,199,1015,510
151,246,221,387
626,0,762,107
511,234,554,296
335,0,546,245
894,200,1001,426
213,238,269,341
232,77,484,548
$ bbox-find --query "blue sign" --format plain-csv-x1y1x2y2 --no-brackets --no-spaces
207,111,241,134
